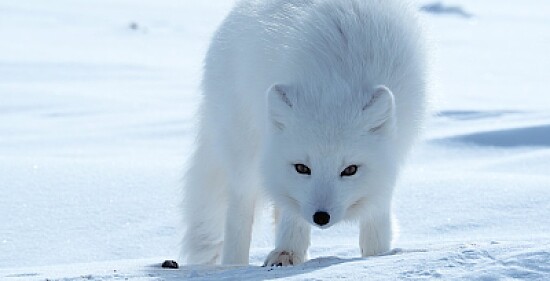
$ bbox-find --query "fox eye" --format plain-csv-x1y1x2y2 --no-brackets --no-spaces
294,164,311,175
340,165,358,177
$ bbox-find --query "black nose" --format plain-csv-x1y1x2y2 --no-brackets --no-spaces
313,211,330,226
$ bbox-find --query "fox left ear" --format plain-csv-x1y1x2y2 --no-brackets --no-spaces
362,85,395,133
267,84,295,131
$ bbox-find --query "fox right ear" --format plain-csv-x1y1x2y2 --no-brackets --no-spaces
362,85,395,133
267,84,294,130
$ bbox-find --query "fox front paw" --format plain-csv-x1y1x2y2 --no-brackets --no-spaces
263,250,305,267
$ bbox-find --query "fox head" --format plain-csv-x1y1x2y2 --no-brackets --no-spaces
261,82,399,228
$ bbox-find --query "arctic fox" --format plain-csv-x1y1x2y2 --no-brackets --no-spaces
181,0,427,266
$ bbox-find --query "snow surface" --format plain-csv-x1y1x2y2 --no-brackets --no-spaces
1,0,549,280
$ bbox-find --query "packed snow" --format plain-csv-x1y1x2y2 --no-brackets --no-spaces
0,0,549,280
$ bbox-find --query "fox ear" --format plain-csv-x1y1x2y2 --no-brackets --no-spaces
363,85,395,133
267,84,295,130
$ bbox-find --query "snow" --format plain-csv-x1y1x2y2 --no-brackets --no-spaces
1,0,549,280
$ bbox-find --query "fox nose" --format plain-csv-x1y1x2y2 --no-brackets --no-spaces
313,211,330,226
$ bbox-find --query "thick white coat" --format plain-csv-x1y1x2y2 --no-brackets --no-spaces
181,0,427,265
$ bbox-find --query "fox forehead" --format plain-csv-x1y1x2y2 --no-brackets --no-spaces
282,117,372,148
278,133,374,164
279,83,388,137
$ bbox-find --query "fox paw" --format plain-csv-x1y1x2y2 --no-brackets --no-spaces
263,250,304,267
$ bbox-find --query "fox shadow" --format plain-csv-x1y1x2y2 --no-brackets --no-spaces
147,256,365,281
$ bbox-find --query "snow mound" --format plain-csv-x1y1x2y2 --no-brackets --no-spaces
446,124,550,147
420,2,473,18
436,110,520,121
2,242,548,281
430,110,550,148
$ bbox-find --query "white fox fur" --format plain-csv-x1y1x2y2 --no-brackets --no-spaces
181,0,427,266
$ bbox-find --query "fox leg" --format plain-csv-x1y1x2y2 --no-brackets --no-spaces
181,145,226,265
359,206,392,257
264,210,311,266
220,185,257,265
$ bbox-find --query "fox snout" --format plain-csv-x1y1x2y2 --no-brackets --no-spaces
313,211,330,226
